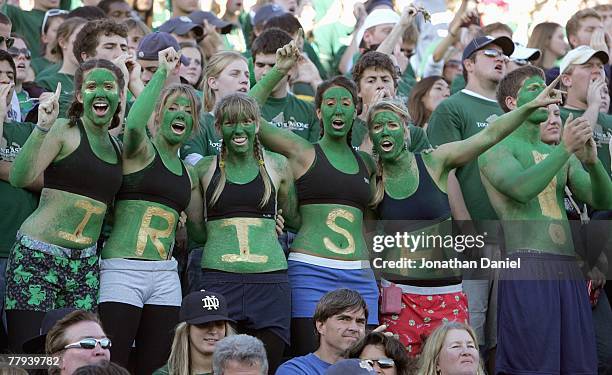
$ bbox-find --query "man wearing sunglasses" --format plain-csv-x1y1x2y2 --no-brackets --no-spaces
427,34,514,365
2,0,69,59
45,310,112,375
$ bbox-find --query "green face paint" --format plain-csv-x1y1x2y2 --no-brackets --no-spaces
370,110,405,161
159,94,194,145
81,68,120,127
221,114,257,155
320,86,356,139
517,76,547,123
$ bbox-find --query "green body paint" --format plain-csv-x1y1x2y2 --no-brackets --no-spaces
18,190,108,249
81,69,120,127
371,110,405,163
102,200,181,260
479,75,612,255
221,119,257,157
292,205,368,260
202,218,287,273
158,95,194,146
320,87,355,140
516,76,548,124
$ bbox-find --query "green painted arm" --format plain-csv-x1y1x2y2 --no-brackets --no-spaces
185,165,207,244
479,143,571,204
124,65,168,158
569,156,612,209
249,67,285,106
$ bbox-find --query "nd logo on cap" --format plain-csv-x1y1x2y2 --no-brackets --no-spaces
202,294,220,311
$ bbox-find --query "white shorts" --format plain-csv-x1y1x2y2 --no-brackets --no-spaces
99,258,182,308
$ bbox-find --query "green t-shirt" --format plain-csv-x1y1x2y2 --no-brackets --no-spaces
153,363,210,375
312,23,353,77
261,94,320,143
450,75,466,95
17,91,34,120
351,117,430,152
30,57,54,76
36,72,75,117
3,6,45,59
427,90,502,221
560,107,612,177
181,112,220,162
36,62,61,80
304,40,328,81
398,64,417,101
0,121,39,257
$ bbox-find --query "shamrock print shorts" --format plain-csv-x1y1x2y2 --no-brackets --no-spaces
379,281,469,356
4,234,99,312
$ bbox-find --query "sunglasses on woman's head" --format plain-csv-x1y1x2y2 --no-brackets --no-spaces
64,338,112,350
41,9,69,34
362,358,395,369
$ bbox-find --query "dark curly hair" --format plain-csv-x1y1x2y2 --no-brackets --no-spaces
73,19,128,63
68,59,125,129
352,51,399,92
346,332,417,375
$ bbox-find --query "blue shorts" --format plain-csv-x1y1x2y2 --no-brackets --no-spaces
198,270,291,345
288,259,379,325
496,253,597,375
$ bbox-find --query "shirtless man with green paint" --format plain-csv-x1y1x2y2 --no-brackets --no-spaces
6,59,125,352
479,65,612,374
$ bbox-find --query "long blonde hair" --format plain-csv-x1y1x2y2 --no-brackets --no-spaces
167,322,236,375
209,94,273,209
202,51,248,112
366,99,411,208
417,322,485,375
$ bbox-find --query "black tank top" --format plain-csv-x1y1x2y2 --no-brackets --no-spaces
296,144,370,211
116,144,191,213
376,154,451,222
44,119,122,205
205,158,277,220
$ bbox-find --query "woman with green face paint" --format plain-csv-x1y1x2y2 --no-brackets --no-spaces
6,59,125,353
96,47,206,375
251,59,383,354
368,78,562,356
194,93,300,373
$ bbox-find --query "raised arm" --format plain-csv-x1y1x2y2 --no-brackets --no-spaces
435,76,562,171
479,115,592,204
277,155,301,231
124,47,179,160
377,5,426,56
10,84,64,188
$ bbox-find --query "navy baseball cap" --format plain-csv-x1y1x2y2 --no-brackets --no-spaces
462,35,515,61
252,4,286,27
189,11,233,34
137,32,188,65
159,16,204,41
180,291,236,325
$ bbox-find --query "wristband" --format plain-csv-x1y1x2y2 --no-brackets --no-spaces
35,124,50,133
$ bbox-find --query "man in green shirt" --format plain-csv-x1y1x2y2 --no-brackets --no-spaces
3,0,64,59
252,28,320,142
426,35,514,358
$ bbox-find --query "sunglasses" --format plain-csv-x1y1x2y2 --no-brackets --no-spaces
41,9,69,34
479,49,508,60
64,338,112,350
362,358,395,369
0,36,15,49
8,47,31,60
511,58,529,66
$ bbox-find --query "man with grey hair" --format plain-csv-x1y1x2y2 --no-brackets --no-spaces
212,334,268,375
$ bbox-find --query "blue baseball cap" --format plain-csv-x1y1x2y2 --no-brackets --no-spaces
136,32,189,65
252,4,286,27
159,16,204,41
189,11,233,34
462,35,515,61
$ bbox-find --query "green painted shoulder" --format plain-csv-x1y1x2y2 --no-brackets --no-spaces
195,155,216,177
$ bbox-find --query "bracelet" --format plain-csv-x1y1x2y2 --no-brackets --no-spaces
35,124,50,133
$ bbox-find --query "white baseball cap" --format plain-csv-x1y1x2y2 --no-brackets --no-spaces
511,43,541,62
560,45,609,74
356,8,400,46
